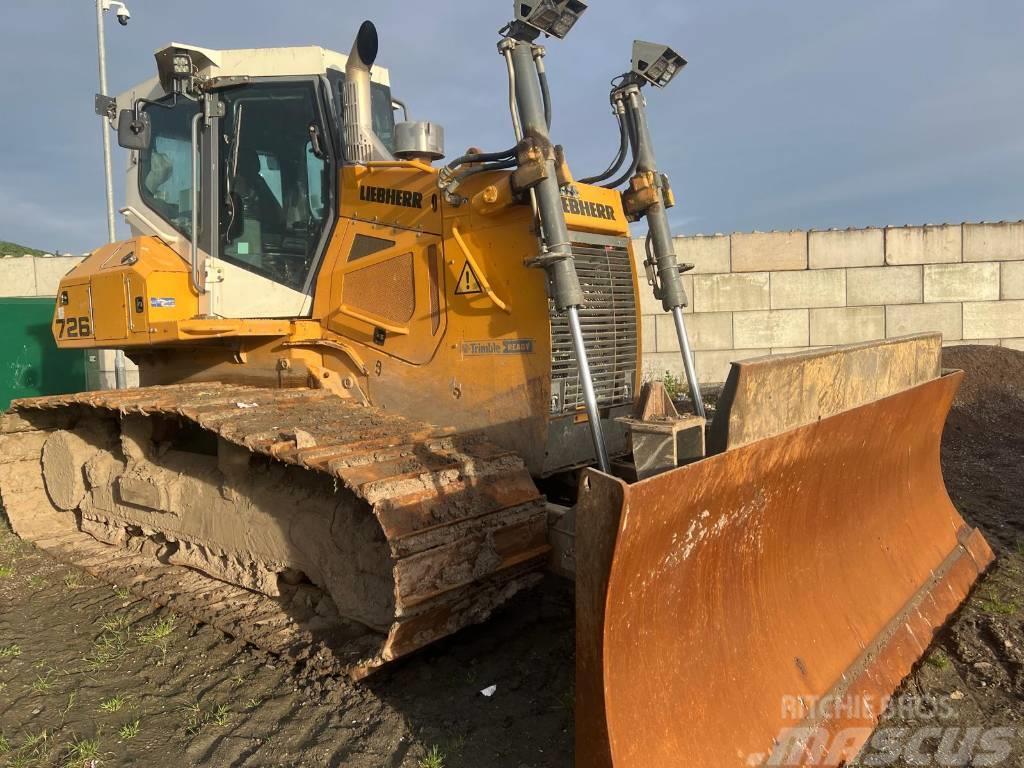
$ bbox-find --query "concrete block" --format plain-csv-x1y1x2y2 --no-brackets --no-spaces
1003,338,1024,352
642,352,687,385
885,224,961,265
962,300,1024,340
963,221,1024,262
731,231,806,272
87,369,139,390
733,309,809,348
632,251,695,315
1001,262,1024,300
693,272,770,313
0,257,36,298
809,228,884,269
94,349,140,374
770,269,846,309
923,263,1000,303
656,312,732,352
641,315,656,354
33,256,83,296
693,348,769,385
885,303,962,342
809,306,885,346
676,234,731,274
847,266,922,306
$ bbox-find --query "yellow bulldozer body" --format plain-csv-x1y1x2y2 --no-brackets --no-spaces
0,21,995,768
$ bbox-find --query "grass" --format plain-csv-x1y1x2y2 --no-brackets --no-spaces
118,720,140,741
62,735,101,767
112,586,132,600
211,703,232,727
0,643,21,659
59,692,77,720
244,696,263,710
29,671,55,693
62,572,81,590
926,649,951,670
20,729,50,757
98,696,126,713
0,733,9,753
99,614,132,634
182,702,207,736
138,614,176,645
83,629,130,672
980,596,1018,615
419,745,446,768
0,565,14,578
660,369,683,400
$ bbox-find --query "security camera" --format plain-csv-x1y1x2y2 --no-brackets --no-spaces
116,6,130,25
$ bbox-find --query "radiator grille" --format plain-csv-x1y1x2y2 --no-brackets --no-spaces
549,238,638,414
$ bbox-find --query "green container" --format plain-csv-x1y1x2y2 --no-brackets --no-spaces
0,298,88,411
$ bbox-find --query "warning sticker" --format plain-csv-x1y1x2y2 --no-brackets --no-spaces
455,262,483,295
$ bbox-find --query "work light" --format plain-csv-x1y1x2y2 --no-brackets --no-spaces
631,40,687,88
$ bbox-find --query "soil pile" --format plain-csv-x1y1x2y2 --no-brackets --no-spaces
942,345,1024,553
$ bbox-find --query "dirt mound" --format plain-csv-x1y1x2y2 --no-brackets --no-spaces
941,345,1024,553
944,345,1024,407
859,345,1024,766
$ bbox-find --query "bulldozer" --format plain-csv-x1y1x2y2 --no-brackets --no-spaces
0,3,994,765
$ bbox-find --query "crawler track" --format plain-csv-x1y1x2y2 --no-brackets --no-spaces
0,384,549,677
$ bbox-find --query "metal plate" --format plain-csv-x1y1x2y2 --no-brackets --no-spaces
576,371,994,767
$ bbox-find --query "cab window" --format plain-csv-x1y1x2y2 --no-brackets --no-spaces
219,81,331,292
139,97,201,239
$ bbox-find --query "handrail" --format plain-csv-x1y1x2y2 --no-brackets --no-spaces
450,225,511,313
363,159,437,174
189,111,205,295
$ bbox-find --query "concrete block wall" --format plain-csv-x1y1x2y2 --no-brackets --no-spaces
0,254,139,389
639,221,1024,384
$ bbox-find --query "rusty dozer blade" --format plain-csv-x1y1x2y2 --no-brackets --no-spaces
576,335,994,768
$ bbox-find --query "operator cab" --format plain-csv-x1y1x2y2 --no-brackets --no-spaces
116,42,399,319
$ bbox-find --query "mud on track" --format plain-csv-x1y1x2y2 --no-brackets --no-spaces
0,344,1022,767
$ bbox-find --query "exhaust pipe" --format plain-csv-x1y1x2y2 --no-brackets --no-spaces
343,20,391,163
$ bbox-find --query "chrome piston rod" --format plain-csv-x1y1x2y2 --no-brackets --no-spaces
505,36,610,472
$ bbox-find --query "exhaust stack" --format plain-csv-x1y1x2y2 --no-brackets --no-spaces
343,20,391,163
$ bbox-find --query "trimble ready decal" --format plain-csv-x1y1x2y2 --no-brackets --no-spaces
359,185,423,209
462,339,535,356
561,195,616,220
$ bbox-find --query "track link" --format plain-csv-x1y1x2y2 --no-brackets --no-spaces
0,384,549,677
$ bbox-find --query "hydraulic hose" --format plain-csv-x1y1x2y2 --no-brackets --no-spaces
602,105,640,189
538,67,552,128
453,157,518,182
579,109,628,185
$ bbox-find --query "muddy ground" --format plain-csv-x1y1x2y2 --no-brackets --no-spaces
1,344,1022,768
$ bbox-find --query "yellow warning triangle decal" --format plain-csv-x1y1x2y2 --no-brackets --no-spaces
455,261,483,295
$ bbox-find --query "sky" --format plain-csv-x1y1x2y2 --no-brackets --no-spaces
1,0,1022,254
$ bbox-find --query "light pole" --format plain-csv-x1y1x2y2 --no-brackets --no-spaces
94,0,131,389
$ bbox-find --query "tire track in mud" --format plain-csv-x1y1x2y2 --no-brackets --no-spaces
0,512,571,767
